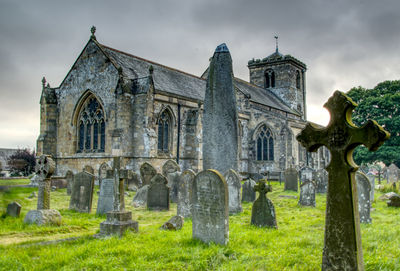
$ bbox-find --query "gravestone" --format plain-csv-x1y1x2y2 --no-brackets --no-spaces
162,160,181,203
297,90,389,270
314,169,328,193
300,166,314,185
29,174,40,187
126,171,140,191
356,172,372,223
83,165,94,174
69,171,95,213
298,180,316,207
65,170,74,195
161,215,184,231
387,193,400,207
224,169,242,214
140,162,157,186
192,169,229,245
131,185,149,207
7,201,21,217
366,172,375,204
284,166,298,192
24,155,62,225
177,169,195,218
99,157,138,237
242,178,256,202
98,163,111,187
251,180,277,228
387,163,398,183
203,43,238,174
147,174,170,211
96,178,114,215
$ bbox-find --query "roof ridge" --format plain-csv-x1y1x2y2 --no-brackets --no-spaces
101,44,205,81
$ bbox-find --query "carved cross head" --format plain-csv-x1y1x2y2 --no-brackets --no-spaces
254,180,272,195
35,155,55,179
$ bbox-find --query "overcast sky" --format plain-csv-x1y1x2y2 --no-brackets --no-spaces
1,0,400,149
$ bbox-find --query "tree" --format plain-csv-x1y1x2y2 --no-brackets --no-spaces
347,80,400,167
7,148,36,176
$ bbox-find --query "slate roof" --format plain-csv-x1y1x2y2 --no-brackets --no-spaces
100,43,298,115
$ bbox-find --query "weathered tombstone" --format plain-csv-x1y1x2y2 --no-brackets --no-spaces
251,180,277,228
177,169,195,218
242,178,256,202
131,185,149,207
387,193,400,207
314,169,328,193
140,162,157,186
99,157,138,237
203,43,238,174
297,90,389,270
300,166,314,185
83,165,94,174
126,171,140,191
147,173,170,211
29,174,40,187
162,160,181,203
224,169,242,214
356,172,372,223
387,163,398,183
161,215,184,231
366,172,375,204
6,201,21,217
298,180,316,207
65,170,74,195
96,178,114,215
98,162,111,187
284,166,298,192
69,171,95,213
192,169,229,245
24,155,62,225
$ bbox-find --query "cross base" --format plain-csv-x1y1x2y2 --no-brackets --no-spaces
99,211,138,237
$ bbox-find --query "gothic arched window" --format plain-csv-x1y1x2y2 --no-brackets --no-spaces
296,70,301,89
265,70,275,88
77,96,105,153
158,110,172,152
256,125,274,161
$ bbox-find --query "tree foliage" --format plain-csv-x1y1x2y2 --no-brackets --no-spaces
347,80,400,167
7,148,36,176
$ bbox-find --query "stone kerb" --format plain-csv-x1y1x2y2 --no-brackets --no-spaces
192,169,229,245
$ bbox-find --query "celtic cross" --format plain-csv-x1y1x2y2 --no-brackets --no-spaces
35,155,55,210
110,157,128,212
254,180,272,197
297,91,389,270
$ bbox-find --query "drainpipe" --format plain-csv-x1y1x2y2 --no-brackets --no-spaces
176,103,181,164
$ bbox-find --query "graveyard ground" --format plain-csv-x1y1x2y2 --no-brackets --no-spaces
0,180,399,270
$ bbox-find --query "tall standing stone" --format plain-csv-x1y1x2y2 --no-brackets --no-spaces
147,173,170,211
314,169,328,193
224,169,242,214
298,180,316,207
251,180,277,228
203,43,238,174
162,160,181,203
192,170,229,245
96,178,115,215
297,91,389,270
69,171,95,213
177,169,195,218
242,178,256,202
356,172,372,224
140,162,157,186
365,172,375,204
65,170,74,195
284,166,298,192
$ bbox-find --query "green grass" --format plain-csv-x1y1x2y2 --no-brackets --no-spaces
0,179,30,186
0,181,399,270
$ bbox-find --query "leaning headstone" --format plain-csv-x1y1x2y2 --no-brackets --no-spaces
65,170,74,195
131,185,149,207
96,178,114,215
7,201,21,217
161,215,184,231
203,43,238,174
147,174,170,211
251,180,277,228
387,163,398,183
224,169,242,214
140,162,157,186
177,169,195,218
242,178,256,202
300,166,314,185
387,193,400,207
356,172,372,223
284,166,298,192
162,160,181,203
314,169,328,193
192,169,229,245
126,171,140,191
366,172,375,204
24,155,62,225
69,171,95,213
297,90,389,270
298,180,316,207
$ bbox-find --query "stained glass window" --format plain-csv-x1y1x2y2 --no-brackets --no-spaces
158,110,171,152
256,125,274,161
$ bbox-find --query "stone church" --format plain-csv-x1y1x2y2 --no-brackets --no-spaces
37,28,328,177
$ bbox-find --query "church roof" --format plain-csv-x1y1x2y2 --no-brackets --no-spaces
100,43,298,115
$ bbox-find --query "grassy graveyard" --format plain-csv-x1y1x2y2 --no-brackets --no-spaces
0,180,399,270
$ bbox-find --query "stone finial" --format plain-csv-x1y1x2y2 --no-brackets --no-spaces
117,67,123,75
42,77,46,89
214,43,229,53
274,35,279,53
90,25,96,40
46,83,50,88
149,65,154,75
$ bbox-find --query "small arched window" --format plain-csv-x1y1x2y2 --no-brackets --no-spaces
77,96,105,153
265,70,275,88
296,70,301,89
158,110,172,152
256,125,274,161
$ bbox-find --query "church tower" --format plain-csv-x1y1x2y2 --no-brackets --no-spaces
247,38,307,119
